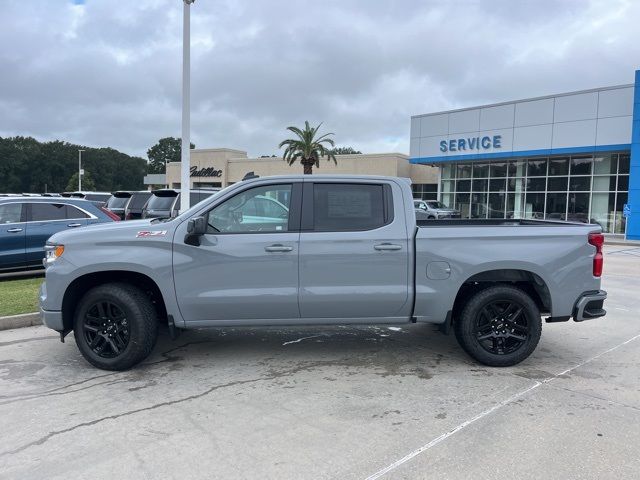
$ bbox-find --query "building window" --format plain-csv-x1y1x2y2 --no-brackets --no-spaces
439,151,630,234
411,183,438,200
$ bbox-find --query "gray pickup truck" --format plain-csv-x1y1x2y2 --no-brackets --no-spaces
39,175,607,371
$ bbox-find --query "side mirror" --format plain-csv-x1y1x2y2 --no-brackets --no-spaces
185,216,207,246
187,216,207,235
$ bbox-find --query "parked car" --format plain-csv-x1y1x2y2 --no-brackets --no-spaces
0,197,117,272
124,191,152,220
40,175,606,370
105,191,136,221
142,188,220,219
414,199,461,219
62,191,112,207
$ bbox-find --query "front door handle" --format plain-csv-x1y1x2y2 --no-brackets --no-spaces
7,228,23,233
265,244,293,253
374,243,402,251
67,223,83,227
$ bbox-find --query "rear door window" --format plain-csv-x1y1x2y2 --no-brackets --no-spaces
66,205,90,219
312,183,387,231
0,203,24,223
29,203,67,221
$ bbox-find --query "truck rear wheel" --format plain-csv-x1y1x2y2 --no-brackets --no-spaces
454,285,541,367
73,283,158,371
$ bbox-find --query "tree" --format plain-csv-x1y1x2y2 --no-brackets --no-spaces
0,136,146,193
65,171,96,192
147,137,195,174
279,121,337,175
331,146,362,155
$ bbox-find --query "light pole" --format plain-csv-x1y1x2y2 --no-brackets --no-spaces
78,149,85,191
180,0,195,213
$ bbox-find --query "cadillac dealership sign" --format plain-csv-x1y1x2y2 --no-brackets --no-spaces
190,166,222,177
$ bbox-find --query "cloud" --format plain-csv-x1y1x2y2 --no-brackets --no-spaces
0,0,638,159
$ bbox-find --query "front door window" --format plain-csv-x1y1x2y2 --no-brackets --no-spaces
207,184,291,233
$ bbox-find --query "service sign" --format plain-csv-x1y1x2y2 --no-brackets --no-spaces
440,135,502,153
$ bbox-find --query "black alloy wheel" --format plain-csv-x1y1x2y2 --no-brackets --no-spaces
73,283,158,370
81,301,130,358
474,300,529,355
454,285,542,367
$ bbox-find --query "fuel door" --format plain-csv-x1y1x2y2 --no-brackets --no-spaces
427,261,451,280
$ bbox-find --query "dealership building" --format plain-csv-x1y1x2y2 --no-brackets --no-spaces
410,70,640,239
152,149,440,200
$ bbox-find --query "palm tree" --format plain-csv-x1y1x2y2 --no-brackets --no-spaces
279,121,337,175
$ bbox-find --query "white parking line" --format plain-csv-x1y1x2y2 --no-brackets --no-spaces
364,332,640,480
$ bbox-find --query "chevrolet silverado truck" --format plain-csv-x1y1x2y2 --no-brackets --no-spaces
39,175,607,371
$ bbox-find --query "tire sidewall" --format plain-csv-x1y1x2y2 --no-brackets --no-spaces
456,286,542,367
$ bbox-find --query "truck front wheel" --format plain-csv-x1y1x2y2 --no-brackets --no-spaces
454,285,542,367
73,283,159,371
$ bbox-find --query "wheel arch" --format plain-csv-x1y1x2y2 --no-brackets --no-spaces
451,269,551,322
61,270,168,332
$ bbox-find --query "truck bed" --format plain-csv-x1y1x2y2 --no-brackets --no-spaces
417,218,597,227
412,218,601,324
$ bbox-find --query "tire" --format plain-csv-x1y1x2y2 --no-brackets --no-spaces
454,285,542,367
73,282,158,371
427,215,436,220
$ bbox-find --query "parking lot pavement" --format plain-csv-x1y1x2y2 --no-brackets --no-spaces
0,246,639,479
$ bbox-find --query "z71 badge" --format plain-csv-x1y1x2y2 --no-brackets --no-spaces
136,230,167,238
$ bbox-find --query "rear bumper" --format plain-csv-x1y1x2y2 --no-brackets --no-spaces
573,290,607,322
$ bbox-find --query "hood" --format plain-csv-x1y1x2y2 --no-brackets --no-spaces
48,218,178,245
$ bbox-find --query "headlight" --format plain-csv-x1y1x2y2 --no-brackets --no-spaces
44,244,65,265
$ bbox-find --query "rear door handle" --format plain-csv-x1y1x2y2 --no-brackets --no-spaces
67,223,83,227
7,228,23,233
374,243,402,251
265,244,293,252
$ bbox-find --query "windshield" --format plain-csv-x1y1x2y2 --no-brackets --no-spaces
106,196,129,208
146,194,177,210
426,201,448,209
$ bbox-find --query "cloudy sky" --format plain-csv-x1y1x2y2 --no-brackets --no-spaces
0,0,638,159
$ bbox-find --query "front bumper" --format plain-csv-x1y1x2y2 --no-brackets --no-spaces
39,281,64,331
573,290,607,322
40,307,64,331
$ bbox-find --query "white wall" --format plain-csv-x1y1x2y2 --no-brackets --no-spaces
410,85,634,160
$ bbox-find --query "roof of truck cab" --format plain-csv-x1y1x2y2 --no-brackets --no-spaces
242,174,412,183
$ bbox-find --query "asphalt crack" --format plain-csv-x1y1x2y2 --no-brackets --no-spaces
0,339,217,403
0,355,425,457
0,374,273,457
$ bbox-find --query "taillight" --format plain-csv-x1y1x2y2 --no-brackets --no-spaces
588,232,604,277
100,207,121,222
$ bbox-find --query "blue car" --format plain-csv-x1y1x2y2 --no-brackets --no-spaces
0,197,118,272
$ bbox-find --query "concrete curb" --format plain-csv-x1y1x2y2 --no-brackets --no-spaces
607,240,640,247
0,312,42,331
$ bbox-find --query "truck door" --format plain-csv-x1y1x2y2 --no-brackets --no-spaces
298,181,411,321
173,182,301,322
